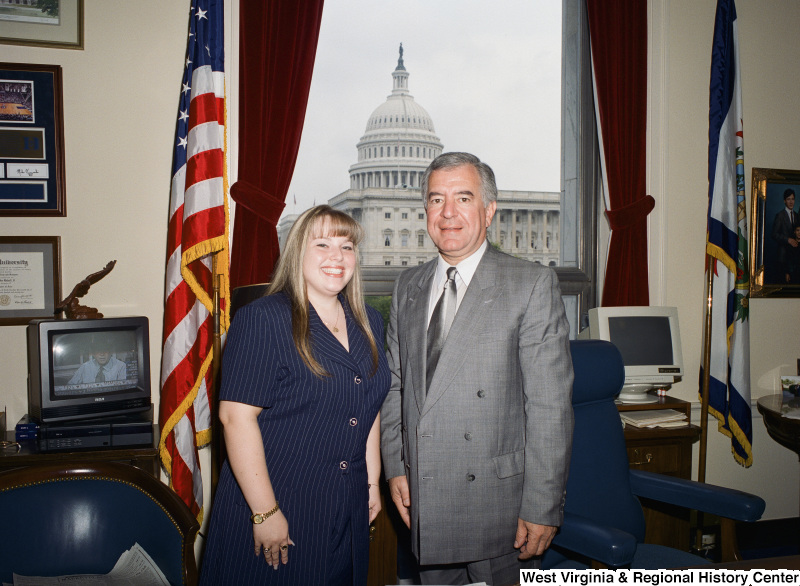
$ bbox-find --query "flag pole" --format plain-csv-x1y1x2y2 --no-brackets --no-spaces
695,255,714,552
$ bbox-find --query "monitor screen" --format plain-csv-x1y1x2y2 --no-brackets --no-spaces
608,316,674,367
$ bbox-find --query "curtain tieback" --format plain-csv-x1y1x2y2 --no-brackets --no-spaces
605,195,655,231
230,180,285,226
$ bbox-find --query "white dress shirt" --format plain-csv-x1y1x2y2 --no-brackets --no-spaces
427,239,488,326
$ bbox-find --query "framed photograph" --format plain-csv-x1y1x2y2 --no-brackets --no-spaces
0,62,65,217
749,168,800,297
0,0,83,50
0,236,61,326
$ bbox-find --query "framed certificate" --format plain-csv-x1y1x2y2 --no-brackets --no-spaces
0,63,66,217
0,236,61,326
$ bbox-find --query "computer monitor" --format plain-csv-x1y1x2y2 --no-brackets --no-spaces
580,306,683,403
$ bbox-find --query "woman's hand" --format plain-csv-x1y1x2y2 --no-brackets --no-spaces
253,509,293,569
368,483,381,523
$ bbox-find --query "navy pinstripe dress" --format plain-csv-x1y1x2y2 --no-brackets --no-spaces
199,292,390,585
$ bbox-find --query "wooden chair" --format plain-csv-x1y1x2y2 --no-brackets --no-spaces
0,461,199,585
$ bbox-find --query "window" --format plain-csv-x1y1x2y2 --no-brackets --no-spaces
276,0,597,336
401,232,409,247
385,212,391,219
402,212,408,219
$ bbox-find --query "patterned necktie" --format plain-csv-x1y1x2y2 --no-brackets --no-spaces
426,266,458,392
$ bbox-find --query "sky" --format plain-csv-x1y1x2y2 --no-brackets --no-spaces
284,0,562,218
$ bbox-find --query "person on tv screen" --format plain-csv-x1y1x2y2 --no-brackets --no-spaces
67,333,127,384
199,206,390,585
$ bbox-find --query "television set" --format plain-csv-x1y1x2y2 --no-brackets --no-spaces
27,316,152,423
579,306,683,404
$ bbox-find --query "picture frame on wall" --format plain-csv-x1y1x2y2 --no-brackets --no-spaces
0,236,61,326
749,167,800,298
0,62,66,217
0,0,83,50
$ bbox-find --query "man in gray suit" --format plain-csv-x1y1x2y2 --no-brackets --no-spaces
381,152,574,585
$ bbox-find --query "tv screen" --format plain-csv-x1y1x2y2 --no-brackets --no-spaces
52,329,141,396
28,317,152,423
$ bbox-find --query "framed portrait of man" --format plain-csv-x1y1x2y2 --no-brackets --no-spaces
750,167,800,297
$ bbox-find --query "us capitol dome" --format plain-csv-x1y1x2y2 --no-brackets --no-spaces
280,45,560,270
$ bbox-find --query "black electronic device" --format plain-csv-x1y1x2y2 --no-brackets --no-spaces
27,317,152,423
39,420,112,451
37,408,154,452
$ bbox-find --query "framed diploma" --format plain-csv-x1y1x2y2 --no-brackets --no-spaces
0,63,66,217
0,236,61,326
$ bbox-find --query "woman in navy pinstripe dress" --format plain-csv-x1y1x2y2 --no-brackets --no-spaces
199,206,390,585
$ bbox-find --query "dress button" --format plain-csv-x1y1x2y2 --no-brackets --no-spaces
464,433,472,441
340,461,349,470
477,390,486,398
466,473,476,481
354,376,362,384
349,417,358,426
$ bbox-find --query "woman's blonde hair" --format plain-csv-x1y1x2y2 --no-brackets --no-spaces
267,205,379,377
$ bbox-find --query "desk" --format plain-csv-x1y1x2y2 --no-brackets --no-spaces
757,395,800,514
618,396,701,551
0,427,160,477
757,395,800,461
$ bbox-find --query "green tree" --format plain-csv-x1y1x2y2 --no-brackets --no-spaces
365,296,392,348
36,0,60,18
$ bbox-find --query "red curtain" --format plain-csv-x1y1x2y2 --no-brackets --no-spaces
230,0,325,289
587,0,654,307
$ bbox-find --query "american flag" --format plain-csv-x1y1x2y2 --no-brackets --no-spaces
159,0,229,519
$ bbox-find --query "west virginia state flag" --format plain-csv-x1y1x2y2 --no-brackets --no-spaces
703,0,752,467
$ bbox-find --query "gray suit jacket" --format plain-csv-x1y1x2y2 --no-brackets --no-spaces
380,244,574,565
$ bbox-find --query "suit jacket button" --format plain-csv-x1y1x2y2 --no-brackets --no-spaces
464,433,472,441
466,473,476,481
354,375,362,384
349,417,358,426
477,390,486,398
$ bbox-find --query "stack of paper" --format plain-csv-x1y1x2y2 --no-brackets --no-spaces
620,409,688,428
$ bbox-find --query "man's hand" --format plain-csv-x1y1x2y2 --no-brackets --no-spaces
514,518,557,560
789,237,799,248
388,475,411,528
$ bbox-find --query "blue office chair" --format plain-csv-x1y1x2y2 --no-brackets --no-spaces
0,461,199,585
542,339,766,569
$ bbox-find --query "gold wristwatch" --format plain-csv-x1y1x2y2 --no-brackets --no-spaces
250,501,280,524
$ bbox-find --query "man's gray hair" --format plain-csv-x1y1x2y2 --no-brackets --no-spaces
420,152,498,209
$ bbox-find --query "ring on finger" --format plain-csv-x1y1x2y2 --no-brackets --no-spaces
264,548,270,553
280,545,288,551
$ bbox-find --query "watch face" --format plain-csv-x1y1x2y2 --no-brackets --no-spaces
252,514,264,524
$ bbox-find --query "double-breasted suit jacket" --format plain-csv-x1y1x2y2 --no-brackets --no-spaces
380,244,574,566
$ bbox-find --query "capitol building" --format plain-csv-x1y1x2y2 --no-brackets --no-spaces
278,46,560,268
